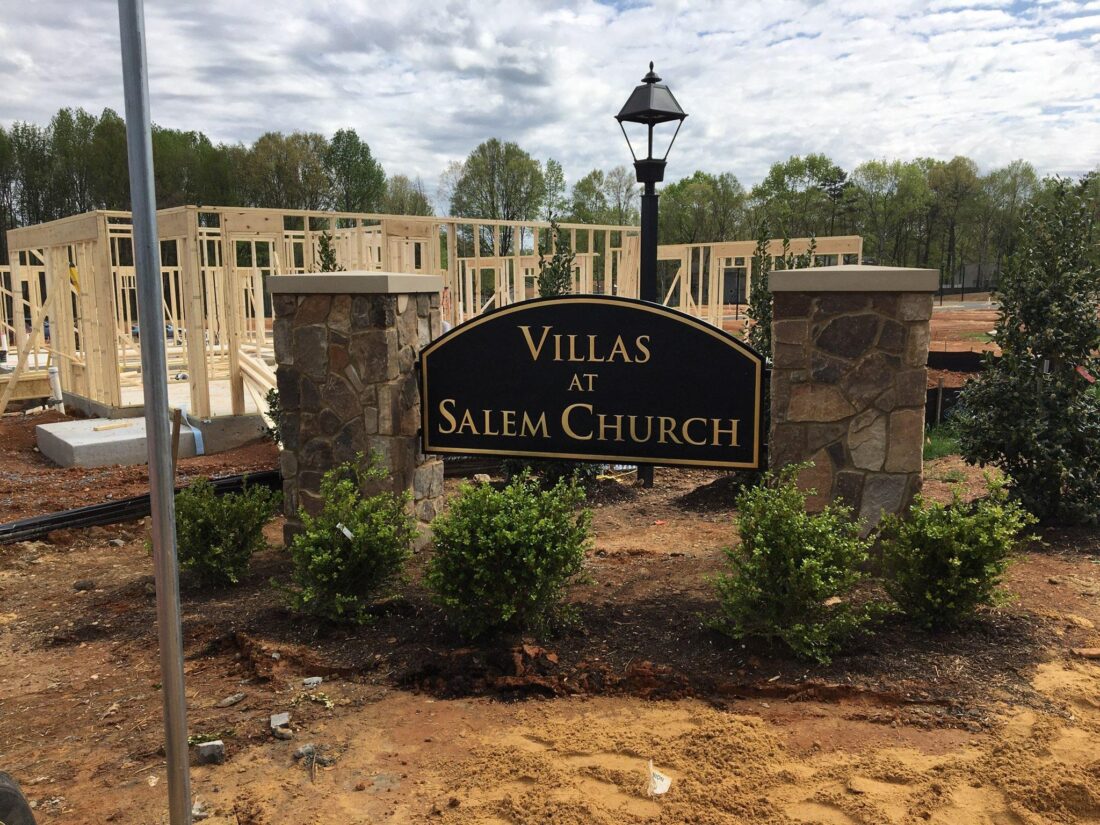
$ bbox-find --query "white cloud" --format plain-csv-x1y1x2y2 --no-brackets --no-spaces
0,0,1096,200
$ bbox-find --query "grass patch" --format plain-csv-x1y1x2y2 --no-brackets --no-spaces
924,424,960,460
960,330,994,343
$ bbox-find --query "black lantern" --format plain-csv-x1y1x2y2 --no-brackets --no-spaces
616,63,686,487
615,62,688,186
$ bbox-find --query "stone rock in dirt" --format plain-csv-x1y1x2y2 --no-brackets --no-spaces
191,799,211,821
302,676,323,689
195,740,225,765
270,712,290,730
108,538,125,547
73,579,96,592
273,726,294,741
1071,648,1100,659
215,692,246,708
1066,614,1095,629
472,473,491,483
293,744,315,761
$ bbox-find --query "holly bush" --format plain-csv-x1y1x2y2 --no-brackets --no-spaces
712,463,879,663
955,174,1100,523
286,455,416,624
881,480,1035,629
175,477,280,586
426,473,591,639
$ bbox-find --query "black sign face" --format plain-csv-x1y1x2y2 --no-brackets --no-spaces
419,296,763,469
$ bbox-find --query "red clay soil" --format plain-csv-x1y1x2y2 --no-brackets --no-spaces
1,462,1099,823
0,410,279,522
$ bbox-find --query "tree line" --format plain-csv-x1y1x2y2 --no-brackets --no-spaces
2,107,1096,280
0,107,431,263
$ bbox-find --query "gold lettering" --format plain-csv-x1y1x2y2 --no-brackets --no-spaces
521,411,549,438
562,403,594,440
457,408,478,435
583,373,597,391
567,334,584,362
657,416,682,444
438,398,458,434
607,335,632,363
635,335,651,363
482,409,499,436
553,334,563,361
597,413,625,442
628,415,653,442
586,334,605,362
501,409,516,436
518,325,553,360
712,419,740,447
682,417,708,446
568,373,585,391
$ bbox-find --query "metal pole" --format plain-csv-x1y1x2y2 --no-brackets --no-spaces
116,1,192,822
637,181,658,488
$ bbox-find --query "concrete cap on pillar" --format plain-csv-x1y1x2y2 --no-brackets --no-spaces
769,264,939,293
268,271,443,295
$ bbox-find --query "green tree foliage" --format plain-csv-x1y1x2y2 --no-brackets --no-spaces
244,132,331,209
537,219,575,297
751,154,848,239
542,158,568,221
313,231,344,273
955,175,1100,523
426,474,591,638
175,478,281,586
89,108,131,210
881,482,1035,629
569,169,609,225
0,126,16,263
3,105,1096,291
566,165,638,226
711,463,879,663
381,174,433,216
326,128,386,213
449,138,545,253
659,170,747,244
746,224,773,354
286,456,417,624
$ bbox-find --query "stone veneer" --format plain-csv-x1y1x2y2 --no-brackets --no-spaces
768,265,939,526
270,273,444,544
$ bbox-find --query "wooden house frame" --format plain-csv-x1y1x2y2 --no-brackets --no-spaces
1,205,860,422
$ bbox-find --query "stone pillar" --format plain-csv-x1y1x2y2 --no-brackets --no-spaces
768,265,938,526
270,272,445,543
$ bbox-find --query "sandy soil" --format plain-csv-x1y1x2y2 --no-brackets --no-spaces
2,454,1099,824
0,410,279,522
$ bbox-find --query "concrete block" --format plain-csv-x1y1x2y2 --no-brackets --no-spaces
36,418,196,469
192,414,266,454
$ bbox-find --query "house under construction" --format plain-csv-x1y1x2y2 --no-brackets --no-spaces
0,205,860,431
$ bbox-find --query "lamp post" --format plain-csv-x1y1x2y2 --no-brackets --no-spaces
616,62,687,486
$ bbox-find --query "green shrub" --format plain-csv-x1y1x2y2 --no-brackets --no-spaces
175,477,280,586
711,463,877,663
286,455,416,624
880,481,1036,629
955,174,1100,523
501,458,602,491
263,387,282,446
426,473,591,639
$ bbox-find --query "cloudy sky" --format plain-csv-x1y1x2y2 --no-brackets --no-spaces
0,0,1097,194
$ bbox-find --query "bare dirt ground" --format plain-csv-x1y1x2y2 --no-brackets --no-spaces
2,433,1100,824
0,410,279,522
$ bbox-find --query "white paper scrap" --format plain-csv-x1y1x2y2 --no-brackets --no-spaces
648,760,672,796
337,522,354,540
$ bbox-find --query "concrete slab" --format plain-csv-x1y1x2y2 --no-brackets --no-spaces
36,417,197,469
